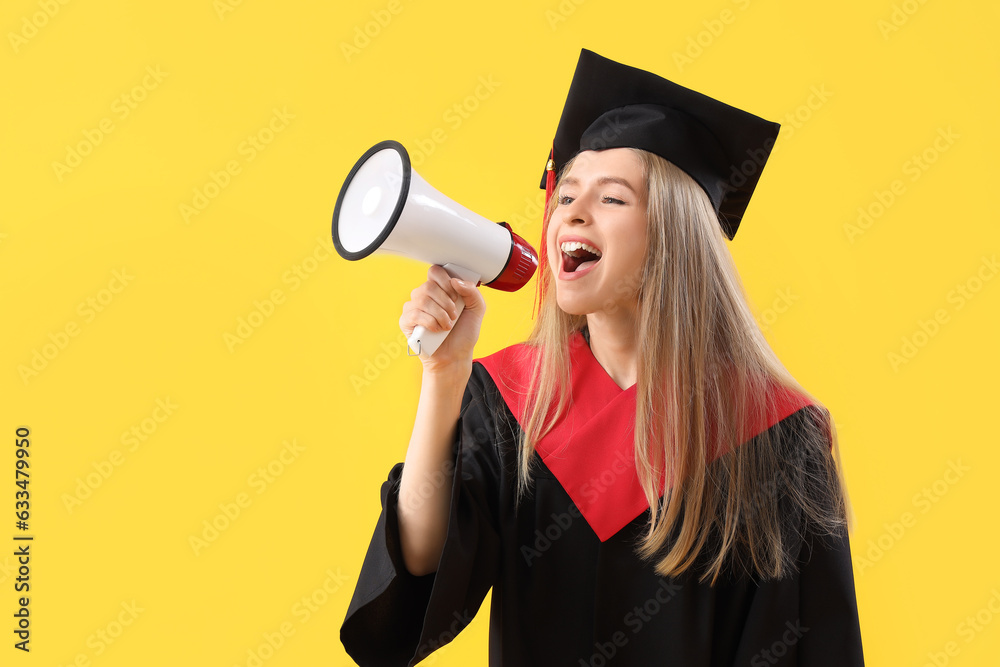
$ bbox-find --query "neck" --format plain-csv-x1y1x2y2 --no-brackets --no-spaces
584,310,639,390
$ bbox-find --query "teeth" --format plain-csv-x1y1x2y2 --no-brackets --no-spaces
560,241,602,257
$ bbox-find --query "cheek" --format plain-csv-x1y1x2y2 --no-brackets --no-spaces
545,241,558,272
627,218,649,263
629,236,648,264
544,224,561,270
615,232,647,281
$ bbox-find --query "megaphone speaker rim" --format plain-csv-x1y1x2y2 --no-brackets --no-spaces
332,140,411,261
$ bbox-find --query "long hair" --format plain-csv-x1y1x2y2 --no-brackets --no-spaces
518,148,853,584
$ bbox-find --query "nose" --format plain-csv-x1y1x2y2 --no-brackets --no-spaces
561,196,590,226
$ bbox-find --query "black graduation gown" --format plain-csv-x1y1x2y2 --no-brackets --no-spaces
340,337,866,666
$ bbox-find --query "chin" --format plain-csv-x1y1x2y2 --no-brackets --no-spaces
553,291,594,317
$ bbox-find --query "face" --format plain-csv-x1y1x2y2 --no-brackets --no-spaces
546,148,648,319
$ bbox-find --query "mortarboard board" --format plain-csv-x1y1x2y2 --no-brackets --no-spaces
541,49,781,240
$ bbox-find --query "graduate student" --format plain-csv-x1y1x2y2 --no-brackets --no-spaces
341,49,865,666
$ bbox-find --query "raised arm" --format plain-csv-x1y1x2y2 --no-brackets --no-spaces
396,264,486,576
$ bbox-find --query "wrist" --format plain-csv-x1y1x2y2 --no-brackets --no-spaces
421,362,472,395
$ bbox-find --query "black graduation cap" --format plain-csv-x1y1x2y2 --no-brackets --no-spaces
542,49,781,240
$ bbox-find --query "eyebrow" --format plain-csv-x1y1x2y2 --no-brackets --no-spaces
560,175,638,194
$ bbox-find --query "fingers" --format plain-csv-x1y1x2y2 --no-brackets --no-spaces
399,267,463,335
426,264,459,295
400,296,453,335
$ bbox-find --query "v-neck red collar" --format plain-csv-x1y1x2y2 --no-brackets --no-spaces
475,332,814,542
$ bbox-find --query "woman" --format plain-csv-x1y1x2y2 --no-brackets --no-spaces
341,49,865,666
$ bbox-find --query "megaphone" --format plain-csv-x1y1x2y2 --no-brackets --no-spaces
332,140,538,357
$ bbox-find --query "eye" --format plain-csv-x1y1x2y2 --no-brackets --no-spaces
601,195,626,205
557,195,574,205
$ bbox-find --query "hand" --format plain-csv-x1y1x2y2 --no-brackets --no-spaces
399,265,486,375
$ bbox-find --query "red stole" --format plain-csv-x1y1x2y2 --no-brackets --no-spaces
475,332,815,542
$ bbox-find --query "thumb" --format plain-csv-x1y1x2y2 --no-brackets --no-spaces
451,277,484,310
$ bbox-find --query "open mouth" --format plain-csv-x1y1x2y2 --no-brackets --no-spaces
560,241,602,274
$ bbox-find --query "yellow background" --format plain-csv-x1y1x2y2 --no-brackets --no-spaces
2,0,998,664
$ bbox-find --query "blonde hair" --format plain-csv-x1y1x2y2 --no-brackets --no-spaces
518,149,852,584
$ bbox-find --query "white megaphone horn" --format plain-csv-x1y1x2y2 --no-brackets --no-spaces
332,140,538,357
